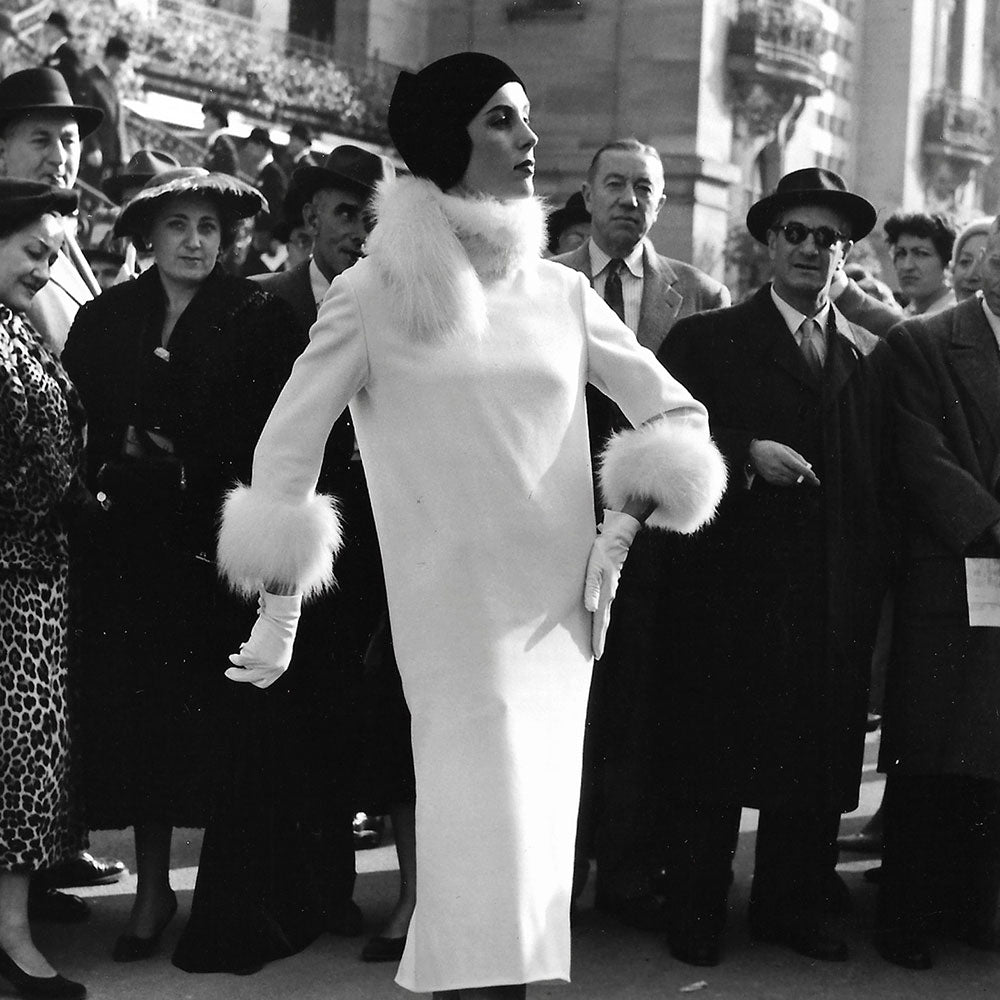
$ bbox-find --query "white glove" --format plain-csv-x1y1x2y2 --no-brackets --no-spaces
225,590,302,689
583,509,641,660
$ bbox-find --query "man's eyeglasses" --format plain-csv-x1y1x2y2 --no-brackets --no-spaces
771,222,847,249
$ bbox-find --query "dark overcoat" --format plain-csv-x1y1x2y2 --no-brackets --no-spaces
880,297,1000,782
624,284,893,811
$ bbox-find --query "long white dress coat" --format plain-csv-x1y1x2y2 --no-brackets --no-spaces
219,178,725,992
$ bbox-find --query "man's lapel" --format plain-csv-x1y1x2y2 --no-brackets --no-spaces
637,242,682,353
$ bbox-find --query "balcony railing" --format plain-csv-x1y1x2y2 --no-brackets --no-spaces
727,0,825,98
922,90,996,166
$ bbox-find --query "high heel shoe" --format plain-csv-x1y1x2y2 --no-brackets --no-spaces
112,892,178,962
0,947,86,999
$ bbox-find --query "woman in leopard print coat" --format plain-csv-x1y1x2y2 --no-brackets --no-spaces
0,180,88,997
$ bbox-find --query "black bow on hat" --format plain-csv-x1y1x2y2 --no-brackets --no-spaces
0,68,103,138
746,167,876,245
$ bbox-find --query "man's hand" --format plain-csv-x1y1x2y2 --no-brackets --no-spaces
748,439,821,487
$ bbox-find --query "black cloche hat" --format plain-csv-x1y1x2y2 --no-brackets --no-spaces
746,167,877,245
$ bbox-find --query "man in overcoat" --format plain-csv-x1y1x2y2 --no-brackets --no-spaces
873,215,1000,970
650,168,893,966
553,137,730,922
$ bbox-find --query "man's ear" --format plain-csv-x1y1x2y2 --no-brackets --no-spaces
581,182,592,214
301,198,319,236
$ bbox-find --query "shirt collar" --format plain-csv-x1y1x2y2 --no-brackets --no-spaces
588,238,644,279
770,285,832,337
981,295,1000,350
309,258,330,307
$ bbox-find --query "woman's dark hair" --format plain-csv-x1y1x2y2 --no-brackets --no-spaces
883,212,956,266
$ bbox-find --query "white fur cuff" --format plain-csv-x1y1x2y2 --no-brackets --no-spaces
599,420,727,533
217,485,343,600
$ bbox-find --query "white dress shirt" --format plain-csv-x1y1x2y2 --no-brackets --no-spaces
770,286,831,366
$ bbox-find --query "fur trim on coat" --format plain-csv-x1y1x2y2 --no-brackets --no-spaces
599,419,727,533
217,485,343,600
365,175,548,343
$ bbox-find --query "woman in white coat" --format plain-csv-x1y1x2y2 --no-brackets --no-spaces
218,53,726,999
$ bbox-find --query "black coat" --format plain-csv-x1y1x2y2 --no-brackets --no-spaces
622,285,893,811
881,298,1000,782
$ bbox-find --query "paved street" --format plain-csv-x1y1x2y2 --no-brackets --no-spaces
33,731,999,999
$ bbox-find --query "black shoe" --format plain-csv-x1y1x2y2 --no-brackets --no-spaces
27,889,90,925
836,831,883,853
0,948,86,999
749,917,849,962
327,899,363,937
874,930,932,970
595,891,670,932
112,893,177,963
668,933,721,967
361,935,407,962
36,853,126,889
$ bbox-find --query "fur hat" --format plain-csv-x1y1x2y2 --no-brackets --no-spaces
387,52,523,192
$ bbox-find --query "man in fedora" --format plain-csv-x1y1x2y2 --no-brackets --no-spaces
249,144,395,938
644,168,893,966
0,67,102,354
286,121,319,169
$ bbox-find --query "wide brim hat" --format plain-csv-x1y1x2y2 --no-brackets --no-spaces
102,149,181,204
0,178,78,231
285,144,395,221
746,167,876,245
387,52,524,191
0,68,103,138
114,167,265,239
548,191,591,238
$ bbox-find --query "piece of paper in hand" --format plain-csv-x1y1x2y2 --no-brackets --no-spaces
966,558,1000,627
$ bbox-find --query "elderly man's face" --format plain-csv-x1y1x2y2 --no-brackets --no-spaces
583,149,665,258
978,226,1000,319
767,205,851,309
0,112,81,188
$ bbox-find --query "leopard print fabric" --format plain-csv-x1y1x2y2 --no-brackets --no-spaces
1,308,86,872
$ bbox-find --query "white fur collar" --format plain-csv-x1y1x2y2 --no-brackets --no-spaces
365,175,547,343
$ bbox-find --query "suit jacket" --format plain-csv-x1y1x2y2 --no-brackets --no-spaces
626,284,893,809
551,237,730,354
881,297,1000,781
83,64,128,172
255,160,288,230
204,132,239,176
26,231,100,356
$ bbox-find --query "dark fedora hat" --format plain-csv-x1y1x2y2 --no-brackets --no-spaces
102,149,181,204
289,122,312,144
0,68,103,138
114,167,265,239
0,178,78,236
548,192,590,237
285,144,395,221
746,167,876,245
246,126,272,149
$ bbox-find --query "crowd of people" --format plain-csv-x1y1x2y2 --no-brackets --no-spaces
1,21,999,1000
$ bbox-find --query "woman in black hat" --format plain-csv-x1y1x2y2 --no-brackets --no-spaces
60,168,304,963
0,179,88,1000
218,53,725,997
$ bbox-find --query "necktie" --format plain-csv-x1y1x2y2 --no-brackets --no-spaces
604,259,625,322
798,317,824,376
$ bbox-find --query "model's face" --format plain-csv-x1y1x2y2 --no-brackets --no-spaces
978,229,1000,318
459,82,537,200
768,205,850,308
891,233,947,307
952,232,988,302
0,112,81,188
0,213,65,312
304,185,367,281
556,221,590,254
148,194,222,287
583,149,665,258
